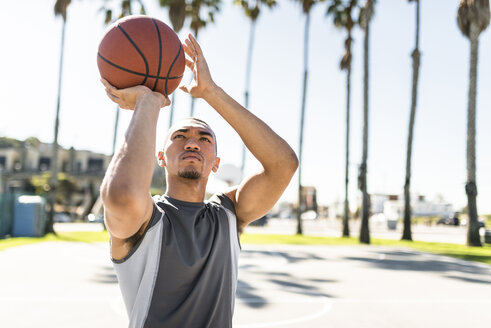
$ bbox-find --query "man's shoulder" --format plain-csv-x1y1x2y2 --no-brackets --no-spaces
208,192,236,215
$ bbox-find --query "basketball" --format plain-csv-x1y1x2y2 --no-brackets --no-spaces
97,15,185,96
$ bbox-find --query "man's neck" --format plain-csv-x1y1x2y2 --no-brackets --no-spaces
165,176,208,203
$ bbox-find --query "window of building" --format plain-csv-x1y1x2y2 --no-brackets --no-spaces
39,157,51,171
0,156,5,171
88,158,103,172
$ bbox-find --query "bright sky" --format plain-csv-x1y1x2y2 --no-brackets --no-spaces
1,0,491,213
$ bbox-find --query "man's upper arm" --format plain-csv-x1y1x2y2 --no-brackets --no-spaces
103,193,154,240
224,166,296,229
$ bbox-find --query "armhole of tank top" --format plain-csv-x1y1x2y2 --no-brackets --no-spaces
209,193,241,250
112,204,164,264
223,206,241,251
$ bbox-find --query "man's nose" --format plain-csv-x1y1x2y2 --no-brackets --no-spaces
184,138,200,151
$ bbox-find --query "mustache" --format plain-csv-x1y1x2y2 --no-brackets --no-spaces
180,150,203,160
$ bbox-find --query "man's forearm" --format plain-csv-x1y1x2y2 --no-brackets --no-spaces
204,86,298,171
102,95,161,200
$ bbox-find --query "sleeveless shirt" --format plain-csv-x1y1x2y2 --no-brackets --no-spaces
112,193,241,328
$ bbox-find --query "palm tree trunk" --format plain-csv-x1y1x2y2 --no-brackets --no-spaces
112,105,120,156
296,10,311,235
241,19,257,178
466,23,482,247
342,61,351,237
402,0,421,241
359,11,370,244
169,93,176,129
47,17,67,235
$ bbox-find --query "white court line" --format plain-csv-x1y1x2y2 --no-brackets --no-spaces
235,296,331,328
329,298,491,304
0,297,117,303
0,296,128,318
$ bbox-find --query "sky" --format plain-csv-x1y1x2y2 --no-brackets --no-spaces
1,0,491,213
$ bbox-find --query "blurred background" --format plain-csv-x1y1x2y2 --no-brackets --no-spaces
0,0,490,244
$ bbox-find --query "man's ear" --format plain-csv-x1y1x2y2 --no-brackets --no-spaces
212,157,220,173
157,151,166,167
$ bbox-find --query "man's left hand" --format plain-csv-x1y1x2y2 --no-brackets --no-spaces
179,34,218,99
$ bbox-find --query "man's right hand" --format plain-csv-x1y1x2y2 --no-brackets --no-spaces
101,78,170,110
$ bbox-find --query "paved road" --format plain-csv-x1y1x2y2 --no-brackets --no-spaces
0,241,490,327
245,218,481,245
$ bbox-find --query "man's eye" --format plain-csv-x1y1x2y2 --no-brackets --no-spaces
174,134,185,139
201,137,211,143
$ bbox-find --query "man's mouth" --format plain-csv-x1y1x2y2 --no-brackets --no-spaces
181,153,202,161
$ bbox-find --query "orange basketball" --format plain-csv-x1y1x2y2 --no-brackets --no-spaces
97,15,185,96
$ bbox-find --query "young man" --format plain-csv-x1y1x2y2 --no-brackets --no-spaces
100,34,298,327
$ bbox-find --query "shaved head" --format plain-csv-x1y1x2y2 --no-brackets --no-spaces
164,117,217,154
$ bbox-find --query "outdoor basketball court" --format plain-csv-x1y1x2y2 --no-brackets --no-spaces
0,241,490,327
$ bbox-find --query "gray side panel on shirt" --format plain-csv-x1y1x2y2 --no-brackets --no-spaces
112,211,164,328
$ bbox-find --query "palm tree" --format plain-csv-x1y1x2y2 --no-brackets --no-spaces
159,0,187,129
457,0,490,247
102,1,147,155
327,0,358,238
234,0,277,178
294,0,321,235
401,0,421,241
46,0,72,235
159,0,221,116
358,0,374,244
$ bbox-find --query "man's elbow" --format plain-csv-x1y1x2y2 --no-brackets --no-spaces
283,150,299,174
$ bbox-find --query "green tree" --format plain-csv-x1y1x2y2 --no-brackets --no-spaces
357,0,375,244
48,0,73,235
294,0,323,235
327,0,358,238
457,0,490,247
234,0,277,178
401,0,421,241
160,0,222,116
159,0,187,129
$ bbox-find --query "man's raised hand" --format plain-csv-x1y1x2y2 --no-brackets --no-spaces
180,34,217,99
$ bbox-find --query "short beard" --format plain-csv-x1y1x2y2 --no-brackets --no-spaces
178,169,201,180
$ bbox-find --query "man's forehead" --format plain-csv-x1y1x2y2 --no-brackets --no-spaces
168,121,215,138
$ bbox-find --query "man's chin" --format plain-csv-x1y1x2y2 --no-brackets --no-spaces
178,170,201,180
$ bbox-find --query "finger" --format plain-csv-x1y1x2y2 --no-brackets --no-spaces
105,90,120,103
102,81,122,99
183,40,196,59
101,78,117,91
185,59,195,69
179,85,190,94
188,34,203,56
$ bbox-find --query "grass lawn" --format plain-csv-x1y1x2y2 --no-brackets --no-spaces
0,231,110,252
1,231,490,265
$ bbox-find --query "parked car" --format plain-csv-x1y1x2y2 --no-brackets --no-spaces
53,212,73,223
300,210,318,220
459,218,485,228
86,213,104,223
436,213,460,226
249,214,269,226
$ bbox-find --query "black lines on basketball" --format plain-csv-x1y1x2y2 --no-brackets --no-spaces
151,19,163,92
97,53,183,80
117,24,149,85
165,43,183,96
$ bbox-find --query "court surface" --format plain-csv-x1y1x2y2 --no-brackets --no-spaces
0,241,490,327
